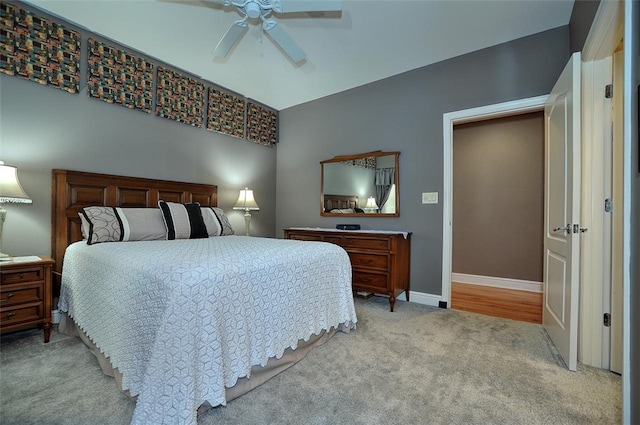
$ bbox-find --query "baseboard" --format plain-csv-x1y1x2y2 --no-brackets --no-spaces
452,273,542,293
397,291,442,307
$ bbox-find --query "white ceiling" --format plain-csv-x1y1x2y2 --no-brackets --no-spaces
25,0,574,111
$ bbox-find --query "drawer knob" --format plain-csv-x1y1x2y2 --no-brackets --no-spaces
7,312,15,318
360,259,372,264
19,273,24,279
7,293,14,299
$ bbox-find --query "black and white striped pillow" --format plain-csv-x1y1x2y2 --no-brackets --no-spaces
158,201,209,240
201,206,235,236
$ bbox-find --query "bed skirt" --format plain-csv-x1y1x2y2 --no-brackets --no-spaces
59,312,343,412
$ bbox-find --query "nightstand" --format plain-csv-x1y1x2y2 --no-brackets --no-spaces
0,256,54,343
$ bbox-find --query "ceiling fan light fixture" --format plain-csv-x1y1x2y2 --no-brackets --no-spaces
210,0,342,62
245,2,261,19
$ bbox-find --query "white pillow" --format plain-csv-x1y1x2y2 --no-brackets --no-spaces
329,208,355,214
79,207,167,245
201,207,235,236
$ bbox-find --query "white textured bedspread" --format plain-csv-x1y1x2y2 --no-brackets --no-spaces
59,236,357,425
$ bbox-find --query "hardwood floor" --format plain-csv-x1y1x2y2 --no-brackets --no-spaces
451,282,543,324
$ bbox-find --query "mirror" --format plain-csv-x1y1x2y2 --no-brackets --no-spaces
321,150,400,217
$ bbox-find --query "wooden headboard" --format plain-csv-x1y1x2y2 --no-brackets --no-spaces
323,194,359,212
51,169,218,295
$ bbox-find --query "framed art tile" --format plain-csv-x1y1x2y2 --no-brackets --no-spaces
0,3,79,93
207,87,245,138
156,66,204,127
87,38,154,112
246,101,278,147
0,3,15,76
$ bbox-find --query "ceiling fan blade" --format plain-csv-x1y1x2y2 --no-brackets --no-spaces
212,20,248,58
272,0,342,14
263,20,306,63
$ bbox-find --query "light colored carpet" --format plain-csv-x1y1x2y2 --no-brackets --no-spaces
0,296,621,424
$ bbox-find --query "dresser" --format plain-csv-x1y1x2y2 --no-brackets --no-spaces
0,256,54,343
284,228,411,312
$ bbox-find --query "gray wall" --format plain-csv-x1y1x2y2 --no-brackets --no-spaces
277,27,570,296
569,0,601,53
0,6,277,258
452,112,544,282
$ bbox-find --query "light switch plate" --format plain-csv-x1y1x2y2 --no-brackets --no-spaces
422,192,438,204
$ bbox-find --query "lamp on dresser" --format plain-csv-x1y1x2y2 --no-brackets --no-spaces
233,187,259,236
365,197,378,213
0,161,32,260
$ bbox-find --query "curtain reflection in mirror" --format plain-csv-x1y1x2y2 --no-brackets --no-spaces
375,168,395,212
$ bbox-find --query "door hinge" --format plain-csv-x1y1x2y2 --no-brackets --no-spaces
605,198,612,212
605,84,613,98
604,313,611,327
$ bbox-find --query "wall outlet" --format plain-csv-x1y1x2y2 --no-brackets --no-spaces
422,192,438,204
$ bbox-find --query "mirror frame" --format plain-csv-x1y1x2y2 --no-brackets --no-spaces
320,150,400,217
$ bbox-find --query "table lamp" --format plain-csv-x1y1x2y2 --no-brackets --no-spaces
0,161,32,260
233,187,259,236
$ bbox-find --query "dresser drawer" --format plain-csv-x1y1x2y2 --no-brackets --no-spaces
343,237,389,252
0,304,43,326
348,252,388,270
287,233,323,242
323,236,343,246
352,271,389,291
0,266,46,285
0,285,42,306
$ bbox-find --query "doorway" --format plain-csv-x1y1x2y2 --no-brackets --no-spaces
450,112,544,324
441,95,548,310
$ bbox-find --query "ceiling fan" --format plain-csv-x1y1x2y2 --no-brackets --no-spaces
207,0,342,63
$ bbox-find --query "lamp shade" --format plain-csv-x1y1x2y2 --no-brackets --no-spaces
0,162,32,204
233,188,259,211
365,197,378,209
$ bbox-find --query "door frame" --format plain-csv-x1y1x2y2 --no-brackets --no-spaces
442,0,624,372
441,95,547,305
578,0,623,370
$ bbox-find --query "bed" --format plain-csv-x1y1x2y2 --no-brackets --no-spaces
51,169,357,425
322,194,359,212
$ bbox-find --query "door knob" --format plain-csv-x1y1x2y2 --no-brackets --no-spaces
553,224,571,234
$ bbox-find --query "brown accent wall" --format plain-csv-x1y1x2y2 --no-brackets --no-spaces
452,112,544,282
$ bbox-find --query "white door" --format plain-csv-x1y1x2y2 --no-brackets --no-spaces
610,49,624,374
543,52,581,371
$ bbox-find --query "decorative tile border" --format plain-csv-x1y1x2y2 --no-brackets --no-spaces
0,2,79,93
207,87,245,139
155,66,204,127
246,101,278,147
0,2,279,144
0,3,15,76
343,157,376,169
87,38,154,112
